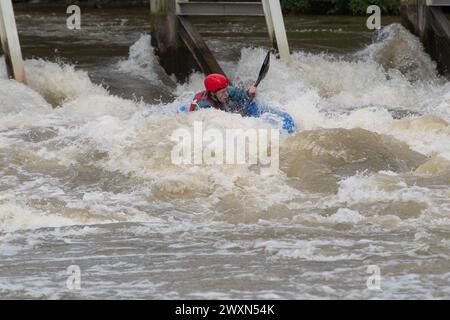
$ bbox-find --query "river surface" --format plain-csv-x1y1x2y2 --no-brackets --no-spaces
0,8,449,299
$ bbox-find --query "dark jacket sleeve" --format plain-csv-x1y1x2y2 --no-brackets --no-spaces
227,86,252,102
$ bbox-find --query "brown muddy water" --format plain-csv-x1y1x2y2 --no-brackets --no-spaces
0,8,449,299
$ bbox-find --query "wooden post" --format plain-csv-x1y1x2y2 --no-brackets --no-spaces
150,0,226,82
150,1,291,81
0,0,26,83
401,0,450,77
150,0,196,82
425,6,450,77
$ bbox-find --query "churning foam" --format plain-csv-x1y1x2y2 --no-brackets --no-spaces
0,22,449,234
116,34,160,82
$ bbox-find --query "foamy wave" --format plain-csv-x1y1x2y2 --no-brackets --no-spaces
61,93,145,120
231,43,450,161
334,173,432,207
0,78,51,113
116,34,159,81
180,63,450,161
0,201,76,233
0,23,449,234
389,115,450,157
328,208,365,224
254,239,362,261
173,72,204,101
416,156,450,175
25,59,107,107
357,23,438,82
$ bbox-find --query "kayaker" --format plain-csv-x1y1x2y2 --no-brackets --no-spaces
189,74,257,115
188,73,295,134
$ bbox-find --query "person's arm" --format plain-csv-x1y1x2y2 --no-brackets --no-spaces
247,86,257,100
228,86,257,102
226,86,258,116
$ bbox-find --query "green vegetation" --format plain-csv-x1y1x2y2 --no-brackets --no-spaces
280,0,401,15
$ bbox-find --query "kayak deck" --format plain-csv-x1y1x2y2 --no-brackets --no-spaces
178,102,295,134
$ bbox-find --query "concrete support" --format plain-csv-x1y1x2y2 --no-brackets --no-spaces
0,0,26,83
262,0,290,61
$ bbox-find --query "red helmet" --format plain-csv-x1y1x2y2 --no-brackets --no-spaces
204,74,229,93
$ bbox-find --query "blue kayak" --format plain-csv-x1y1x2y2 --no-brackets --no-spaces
178,102,295,134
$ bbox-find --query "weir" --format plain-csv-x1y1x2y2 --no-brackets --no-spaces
149,0,290,82
401,0,450,77
0,0,26,83
1,1,449,84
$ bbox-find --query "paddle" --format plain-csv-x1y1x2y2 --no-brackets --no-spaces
254,50,272,88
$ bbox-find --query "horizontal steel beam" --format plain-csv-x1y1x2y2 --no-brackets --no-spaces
176,1,265,16
426,0,450,6
402,0,450,6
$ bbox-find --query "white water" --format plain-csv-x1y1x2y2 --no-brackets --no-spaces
0,21,449,299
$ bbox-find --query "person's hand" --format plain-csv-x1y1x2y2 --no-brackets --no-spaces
248,86,257,96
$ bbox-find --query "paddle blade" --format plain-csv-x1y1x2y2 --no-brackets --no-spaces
254,50,271,87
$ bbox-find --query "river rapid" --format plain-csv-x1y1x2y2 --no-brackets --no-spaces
0,8,449,299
